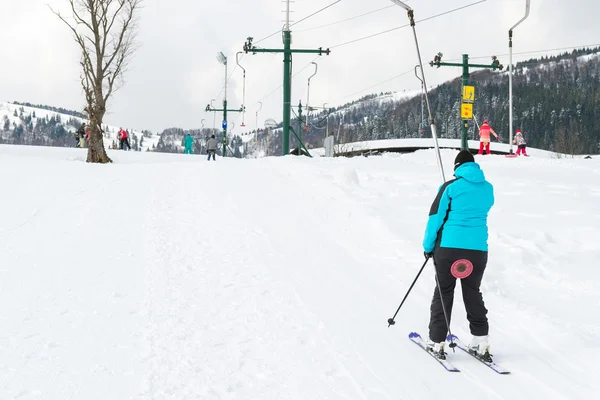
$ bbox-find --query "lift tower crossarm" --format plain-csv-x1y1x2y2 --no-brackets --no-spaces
242,34,330,155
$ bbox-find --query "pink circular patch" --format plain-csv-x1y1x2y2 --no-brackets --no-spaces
451,259,473,279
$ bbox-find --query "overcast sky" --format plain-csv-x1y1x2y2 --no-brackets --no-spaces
0,0,598,133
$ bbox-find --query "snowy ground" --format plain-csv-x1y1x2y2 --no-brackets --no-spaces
0,144,598,399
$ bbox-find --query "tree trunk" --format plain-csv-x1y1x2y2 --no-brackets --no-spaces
87,113,112,163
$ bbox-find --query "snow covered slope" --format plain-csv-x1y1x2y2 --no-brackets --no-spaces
0,101,160,151
0,144,598,399
309,138,559,158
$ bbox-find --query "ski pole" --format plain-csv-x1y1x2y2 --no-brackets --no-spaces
433,263,456,351
388,256,430,327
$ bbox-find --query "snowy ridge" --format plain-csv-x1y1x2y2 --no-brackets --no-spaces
329,89,421,118
514,49,600,75
1,144,598,399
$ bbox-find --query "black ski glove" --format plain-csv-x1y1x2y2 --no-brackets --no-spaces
424,251,434,259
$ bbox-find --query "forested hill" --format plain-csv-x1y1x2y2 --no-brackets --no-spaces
279,47,600,155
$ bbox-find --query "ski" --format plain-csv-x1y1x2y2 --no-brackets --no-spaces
408,332,460,372
446,334,511,374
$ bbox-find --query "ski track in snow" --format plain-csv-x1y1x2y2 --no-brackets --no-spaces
0,145,599,399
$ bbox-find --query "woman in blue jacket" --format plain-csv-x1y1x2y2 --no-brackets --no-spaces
423,150,494,362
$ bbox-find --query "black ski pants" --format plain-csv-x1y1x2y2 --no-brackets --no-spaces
428,247,489,343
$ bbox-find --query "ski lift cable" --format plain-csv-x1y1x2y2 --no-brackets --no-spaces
343,68,415,99
252,56,320,105
247,53,279,94
291,0,342,30
343,43,594,107
329,0,487,50
248,1,485,113
254,0,342,45
211,55,245,104
443,43,600,62
296,4,398,33
307,112,332,129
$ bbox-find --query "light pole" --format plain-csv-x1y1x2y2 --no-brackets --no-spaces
218,52,227,101
206,52,244,157
414,65,425,134
508,0,531,154
217,52,228,156
389,0,445,182
306,62,318,129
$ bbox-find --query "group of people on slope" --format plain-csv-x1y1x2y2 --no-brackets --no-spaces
478,119,528,156
74,123,133,151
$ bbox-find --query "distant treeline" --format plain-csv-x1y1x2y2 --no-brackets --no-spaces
11,101,87,119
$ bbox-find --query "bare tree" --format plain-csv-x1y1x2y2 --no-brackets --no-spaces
554,126,585,158
52,0,142,163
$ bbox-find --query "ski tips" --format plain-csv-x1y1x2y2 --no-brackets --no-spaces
408,332,421,339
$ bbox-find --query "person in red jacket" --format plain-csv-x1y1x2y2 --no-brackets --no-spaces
118,128,125,149
478,120,499,155
118,128,130,150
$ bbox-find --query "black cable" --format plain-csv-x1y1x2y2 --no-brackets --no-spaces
343,68,415,99
329,0,487,50
253,56,320,105
445,44,600,62
296,4,396,33
292,0,342,29
254,0,342,45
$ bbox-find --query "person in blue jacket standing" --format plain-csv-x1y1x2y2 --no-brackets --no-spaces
423,150,495,362
184,133,194,154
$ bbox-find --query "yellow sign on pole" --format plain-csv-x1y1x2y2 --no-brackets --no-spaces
461,103,473,120
463,85,475,102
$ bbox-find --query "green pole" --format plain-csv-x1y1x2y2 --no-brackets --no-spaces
430,53,503,152
461,54,470,151
283,31,292,155
222,99,228,156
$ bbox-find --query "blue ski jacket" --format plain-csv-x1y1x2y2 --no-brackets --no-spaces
423,162,494,253
184,135,194,149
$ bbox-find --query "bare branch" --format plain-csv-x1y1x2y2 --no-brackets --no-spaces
50,4,98,83
102,0,139,75
70,0,95,34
